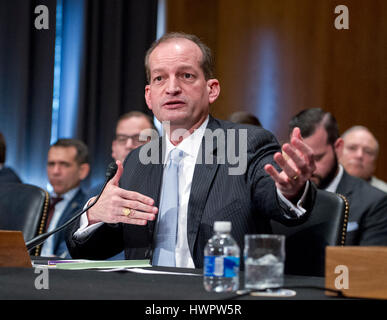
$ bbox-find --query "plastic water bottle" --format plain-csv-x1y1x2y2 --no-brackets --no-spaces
203,221,240,292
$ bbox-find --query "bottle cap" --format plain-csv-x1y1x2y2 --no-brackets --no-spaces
214,221,231,232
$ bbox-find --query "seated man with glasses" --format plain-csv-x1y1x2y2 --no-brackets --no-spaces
112,112,158,164
88,111,157,197
86,111,158,260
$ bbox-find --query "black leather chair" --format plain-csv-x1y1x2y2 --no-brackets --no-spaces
0,183,49,256
271,189,349,277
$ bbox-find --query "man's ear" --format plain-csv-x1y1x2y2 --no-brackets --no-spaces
334,137,344,156
207,79,220,104
145,85,152,111
79,163,90,181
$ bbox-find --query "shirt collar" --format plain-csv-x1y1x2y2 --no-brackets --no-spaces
52,186,80,201
324,164,344,193
164,116,209,161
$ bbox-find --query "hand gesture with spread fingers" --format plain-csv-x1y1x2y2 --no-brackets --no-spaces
264,127,316,200
87,160,158,226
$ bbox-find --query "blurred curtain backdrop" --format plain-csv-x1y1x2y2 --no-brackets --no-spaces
0,0,56,188
75,0,158,189
0,0,158,189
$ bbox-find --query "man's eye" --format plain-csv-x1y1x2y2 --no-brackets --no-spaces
364,149,376,157
347,145,357,151
183,73,193,79
154,76,162,82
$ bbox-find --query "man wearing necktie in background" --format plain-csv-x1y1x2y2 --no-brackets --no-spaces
67,33,317,268
41,139,90,258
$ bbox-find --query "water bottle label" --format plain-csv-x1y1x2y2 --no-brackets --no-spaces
204,256,240,277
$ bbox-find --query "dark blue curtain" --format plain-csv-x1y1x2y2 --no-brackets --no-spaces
59,0,158,189
0,0,158,190
0,0,56,188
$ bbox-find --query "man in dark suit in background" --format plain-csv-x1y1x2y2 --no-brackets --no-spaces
67,32,317,267
339,125,387,193
228,111,262,127
0,132,22,184
87,111,157,260
87,111,157,197
289,108,387,245
41,139,90,258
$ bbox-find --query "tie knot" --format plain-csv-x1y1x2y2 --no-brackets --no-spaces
169,148,184,164
50,197,63,206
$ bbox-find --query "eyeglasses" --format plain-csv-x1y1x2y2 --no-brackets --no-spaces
115,134,147,146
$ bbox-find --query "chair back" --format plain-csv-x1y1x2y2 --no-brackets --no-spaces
271,189,349,277
0,183,49,256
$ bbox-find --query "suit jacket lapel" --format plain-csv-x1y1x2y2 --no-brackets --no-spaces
336,170,354,200
147,137,165,245
53,189,84,255
187,116,221,256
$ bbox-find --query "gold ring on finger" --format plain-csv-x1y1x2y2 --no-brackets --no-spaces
122,207,131,217
292,175,299,181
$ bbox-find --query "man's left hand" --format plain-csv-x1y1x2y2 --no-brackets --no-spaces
264,127,315,200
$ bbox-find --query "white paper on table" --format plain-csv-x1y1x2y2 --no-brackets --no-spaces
99,267,200,276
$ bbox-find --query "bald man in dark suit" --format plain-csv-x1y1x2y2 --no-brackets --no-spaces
67,33,317,267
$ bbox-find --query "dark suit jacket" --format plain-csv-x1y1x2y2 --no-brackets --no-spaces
87,181,104,198
0,167,22,184
67,116,316,267
336,171,387,245
52,188,87,258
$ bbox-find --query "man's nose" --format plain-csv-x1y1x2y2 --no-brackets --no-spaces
52,164,61,174
125,137,137,151
355,148,364,158
166,76,181,95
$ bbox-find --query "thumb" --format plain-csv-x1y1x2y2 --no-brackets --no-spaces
109,160,124,186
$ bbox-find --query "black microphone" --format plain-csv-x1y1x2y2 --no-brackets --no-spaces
26,162,118,252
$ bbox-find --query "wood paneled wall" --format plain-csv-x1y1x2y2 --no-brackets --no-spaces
166,0,387,180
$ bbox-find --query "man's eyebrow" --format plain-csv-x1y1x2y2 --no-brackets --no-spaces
47,160,71,165
314,152,325,158
151,65,196,74
150,68,164,74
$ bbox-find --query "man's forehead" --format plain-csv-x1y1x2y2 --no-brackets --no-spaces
303,126,330,150
149,38,202,66
48,146,77,160
154,37,200,51
116,117,152,132
345,129,377,146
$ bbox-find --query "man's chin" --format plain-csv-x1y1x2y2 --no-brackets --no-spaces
52,188,64,195
346,166,364,177
310,176,321,187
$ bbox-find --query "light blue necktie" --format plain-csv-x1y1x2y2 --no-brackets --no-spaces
153,148,184,266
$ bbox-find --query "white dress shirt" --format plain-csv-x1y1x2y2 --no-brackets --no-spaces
159,117,210,267
74,116,308,266
324,164,344,193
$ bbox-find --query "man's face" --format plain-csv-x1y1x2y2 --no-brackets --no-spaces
338,129,378,180
47,146,89,195
145,38,220,133
111,116,154,163
303,126,340,189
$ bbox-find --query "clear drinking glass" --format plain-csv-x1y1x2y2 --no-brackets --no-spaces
244,234,285,290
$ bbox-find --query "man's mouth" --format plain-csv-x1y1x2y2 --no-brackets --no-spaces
348,161,363,167
163,100,185,109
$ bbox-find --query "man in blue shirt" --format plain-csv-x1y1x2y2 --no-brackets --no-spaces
40,138,90,258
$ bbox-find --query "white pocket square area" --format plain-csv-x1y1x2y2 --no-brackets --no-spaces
347,221,359,232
